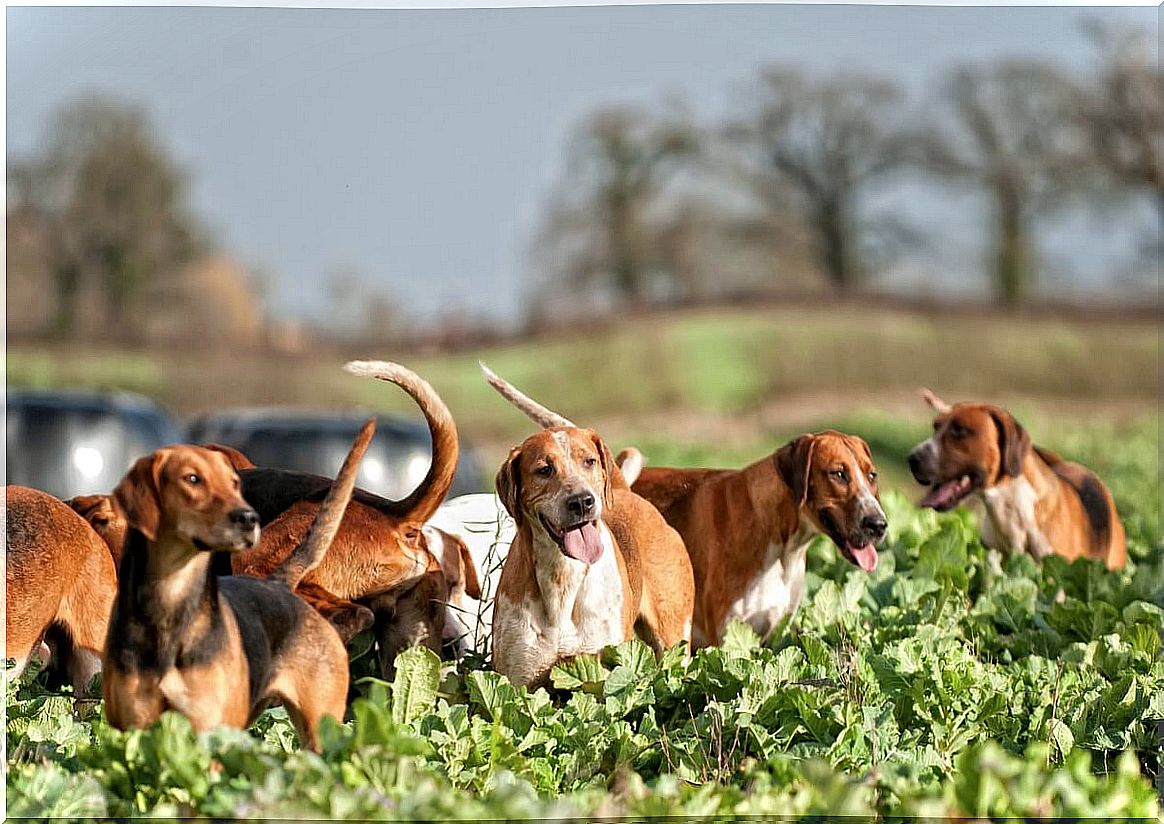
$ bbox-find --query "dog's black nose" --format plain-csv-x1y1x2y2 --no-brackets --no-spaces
907,451,923,474
229,508,259,530
862,513,887,540
566,492,596,518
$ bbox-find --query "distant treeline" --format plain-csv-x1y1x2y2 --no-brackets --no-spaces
529,19,1161,321
5,19,1159,349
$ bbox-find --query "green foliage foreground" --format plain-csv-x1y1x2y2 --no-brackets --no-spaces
7,422,1163,820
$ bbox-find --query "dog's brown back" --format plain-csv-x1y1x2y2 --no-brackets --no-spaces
6,486,117,692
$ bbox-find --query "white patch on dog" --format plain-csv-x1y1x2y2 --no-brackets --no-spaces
492,523,625,687
980,477,1052,560
854,468,884,522
552,430,573,468
426,494,516,658
721,520,814,641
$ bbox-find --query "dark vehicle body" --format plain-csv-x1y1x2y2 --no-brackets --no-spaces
6,389,182,499
185,409,482,500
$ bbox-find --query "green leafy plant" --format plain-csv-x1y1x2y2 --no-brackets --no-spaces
7,416,1160,819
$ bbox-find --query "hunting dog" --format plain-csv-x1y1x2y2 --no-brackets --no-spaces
908,390,1126,570
491,427,638,687
481,366,695,681
478,368,887,649
102,420,373,751
68,489,377,646
6,486,118,693
630,430,887,647
228,361,476,677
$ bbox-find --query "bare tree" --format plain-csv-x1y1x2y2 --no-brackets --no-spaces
927,64,1080,305
1077,21,1162,219
8,95,203,338
533,105,698,309
722,70,919,291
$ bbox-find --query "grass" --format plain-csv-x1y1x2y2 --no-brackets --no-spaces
7,303,1157,482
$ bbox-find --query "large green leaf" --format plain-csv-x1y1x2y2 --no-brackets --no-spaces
391,646,441,726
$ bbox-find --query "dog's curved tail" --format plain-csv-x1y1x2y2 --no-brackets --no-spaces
481,363,649,491
479,362,576,428
274,418,375,589
344,360,460,523
615,447,645,486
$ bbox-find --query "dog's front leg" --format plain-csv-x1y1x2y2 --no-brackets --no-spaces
103,669,167,731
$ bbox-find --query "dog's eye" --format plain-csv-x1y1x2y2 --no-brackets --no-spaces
830,469,848,483
950,424,970,438
583,457,598,469
535,464,554,478
868,471,878,484
184,473,201,485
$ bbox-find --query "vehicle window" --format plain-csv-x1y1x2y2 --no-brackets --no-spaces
6,405,170,498
238,430,432,500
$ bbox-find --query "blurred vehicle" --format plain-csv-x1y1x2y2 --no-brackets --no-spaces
185,409,483,500
6,388,182,499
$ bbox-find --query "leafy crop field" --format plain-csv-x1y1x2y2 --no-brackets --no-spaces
6,418,1162,819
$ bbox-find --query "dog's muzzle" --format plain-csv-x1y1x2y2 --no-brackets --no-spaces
908,440,937,485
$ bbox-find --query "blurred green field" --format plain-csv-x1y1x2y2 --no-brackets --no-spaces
8,304,1157,503
8,305,1156,419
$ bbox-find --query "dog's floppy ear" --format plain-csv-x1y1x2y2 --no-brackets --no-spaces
990,408,1030,479
494,447,524,526
776,434,816,508
113,450,169,541
589,430,616,511
324,602,376,643
68,494,109,525
202,443,255,470
921,388,952,414
455,535,482,600
426,527,483,601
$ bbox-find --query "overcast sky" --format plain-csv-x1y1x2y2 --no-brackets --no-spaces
7,4,1158,325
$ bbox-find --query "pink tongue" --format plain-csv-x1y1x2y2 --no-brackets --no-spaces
920,480,962,509
562,522,603,565
851,543,879,572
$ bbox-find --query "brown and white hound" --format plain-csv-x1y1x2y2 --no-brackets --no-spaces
908,389,1126,570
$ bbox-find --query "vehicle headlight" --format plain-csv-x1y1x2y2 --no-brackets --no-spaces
361,456,385,485
72,446,105,479
405,453,431,491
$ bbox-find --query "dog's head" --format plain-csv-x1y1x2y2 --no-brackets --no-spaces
113,446,260,552
68,493,128,566
495,426,614,566
775,430,886,572
908,389,1031,511
421,525,484,657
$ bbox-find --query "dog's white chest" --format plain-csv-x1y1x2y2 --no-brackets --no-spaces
979,478,1050,558
493,527,625,687
721,538,808,641
544,558,625,653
